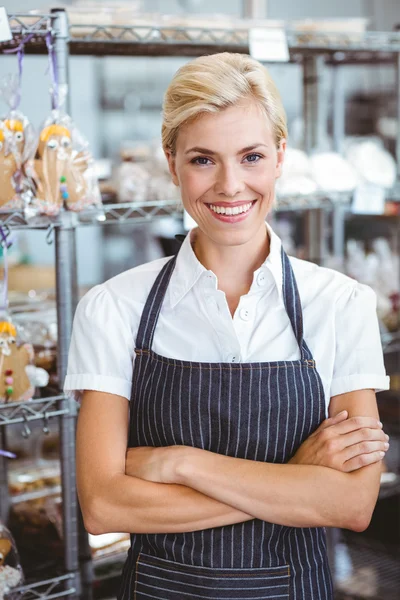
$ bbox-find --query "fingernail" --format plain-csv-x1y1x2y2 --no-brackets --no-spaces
379,451,385,458
378,421,383,428
385,434,390,441
384,443,389,450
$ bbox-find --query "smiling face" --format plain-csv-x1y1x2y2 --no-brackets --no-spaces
166,100,285,250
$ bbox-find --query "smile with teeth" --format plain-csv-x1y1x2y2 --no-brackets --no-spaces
208,201,254,216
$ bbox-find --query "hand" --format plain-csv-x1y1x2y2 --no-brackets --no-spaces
125,445,188,484
289,411,389,473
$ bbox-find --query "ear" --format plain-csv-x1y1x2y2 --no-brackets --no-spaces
164,150,180,187
275,138,286,180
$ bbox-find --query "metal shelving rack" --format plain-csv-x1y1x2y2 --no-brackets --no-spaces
0,6,400,600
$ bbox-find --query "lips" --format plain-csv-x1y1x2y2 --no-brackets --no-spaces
205,200,257,221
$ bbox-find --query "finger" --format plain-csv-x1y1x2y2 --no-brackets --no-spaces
312,411,348,434
325,416,383,436
340,428,388,448
342,440,389,463
343,451,385,473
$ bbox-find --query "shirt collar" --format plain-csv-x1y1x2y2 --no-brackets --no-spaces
167,222,284,309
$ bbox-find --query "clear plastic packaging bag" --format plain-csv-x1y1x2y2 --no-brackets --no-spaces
0,523,23,600
32,109,102,216
0,75,37,211
0,320,35,404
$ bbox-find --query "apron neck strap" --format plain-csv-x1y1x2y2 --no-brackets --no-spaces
281,246,313,361
135,255,177,351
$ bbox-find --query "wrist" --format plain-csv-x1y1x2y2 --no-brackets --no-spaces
172,446,201,486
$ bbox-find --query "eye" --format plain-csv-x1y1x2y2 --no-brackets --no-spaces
0,142,2,152
8,336,15,344
15,131,24,142
61,136,71,148
244,153,263,163
191,156,212,166
47,139,58,150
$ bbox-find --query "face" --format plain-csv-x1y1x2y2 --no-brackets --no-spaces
166,100,285,249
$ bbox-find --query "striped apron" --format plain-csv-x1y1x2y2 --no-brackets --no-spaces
118,245,333,600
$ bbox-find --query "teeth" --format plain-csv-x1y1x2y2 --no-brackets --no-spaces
209,202,253,216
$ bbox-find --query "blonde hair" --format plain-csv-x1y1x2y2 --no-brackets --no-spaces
162,53,287,154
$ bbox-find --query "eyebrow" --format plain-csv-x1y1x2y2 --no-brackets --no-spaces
185,144,268,155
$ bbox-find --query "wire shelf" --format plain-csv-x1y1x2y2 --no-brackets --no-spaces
0,195,354,230
0,395,69,428
68,25,400,61
2,14,400,62
11,574,76,600
0,13,51,53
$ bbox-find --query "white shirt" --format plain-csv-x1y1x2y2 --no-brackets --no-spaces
64,224,390,412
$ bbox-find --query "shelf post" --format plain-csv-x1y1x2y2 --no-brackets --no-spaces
55,212,81,599
332,65,345,154
50,8,71,114
303,55,328,263
51,8,81,598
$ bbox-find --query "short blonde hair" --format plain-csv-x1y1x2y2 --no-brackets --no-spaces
162,53,287,154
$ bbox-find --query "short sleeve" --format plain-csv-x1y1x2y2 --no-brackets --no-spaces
63,286,135,402
330,282,390,398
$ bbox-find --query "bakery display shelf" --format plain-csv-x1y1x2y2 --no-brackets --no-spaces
276,192,351,212
68,25,400,62
10,485,61,505
0,195,353,230
1,13,51,53
0,200,182,229
2,14,400,63
93,551,127,582
83,199,183,225
10,573,76,600
334,537,400,600
0,395,67,428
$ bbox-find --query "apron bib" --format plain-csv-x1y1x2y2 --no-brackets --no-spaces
118,246,333,600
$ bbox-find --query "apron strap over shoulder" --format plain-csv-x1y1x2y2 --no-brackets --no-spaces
135,255,177,350
281,246,313,362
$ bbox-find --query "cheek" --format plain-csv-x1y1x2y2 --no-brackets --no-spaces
179,169,210,197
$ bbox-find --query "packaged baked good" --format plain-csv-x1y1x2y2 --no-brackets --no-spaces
0,320,34,404
0,75,37,211
32,110,102,216
0,523,23,600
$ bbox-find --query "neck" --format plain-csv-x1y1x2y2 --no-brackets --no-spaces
192,225,270,312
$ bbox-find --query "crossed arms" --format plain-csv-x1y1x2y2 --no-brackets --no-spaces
76,388,388,536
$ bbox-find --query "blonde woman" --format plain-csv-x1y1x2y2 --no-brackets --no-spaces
65,53,390,599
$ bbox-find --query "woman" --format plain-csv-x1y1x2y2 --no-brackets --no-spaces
65,53,390,599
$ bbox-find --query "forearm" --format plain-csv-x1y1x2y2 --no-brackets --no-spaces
175,449,380,531
83,473,253,535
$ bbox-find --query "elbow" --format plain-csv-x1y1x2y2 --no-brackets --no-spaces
342,499,375,533
79,493,110,536
346,509,373,533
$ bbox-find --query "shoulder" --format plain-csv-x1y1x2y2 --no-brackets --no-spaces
76,256,172,324
288,255,376,310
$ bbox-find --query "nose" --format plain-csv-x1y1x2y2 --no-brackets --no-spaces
214,163,245,197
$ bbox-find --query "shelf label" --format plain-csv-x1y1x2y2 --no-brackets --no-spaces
0,7,11,42
352,182,386,215
249,28,289,63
